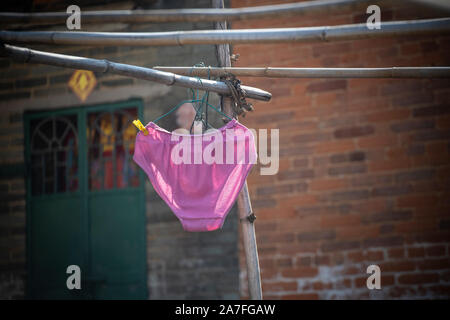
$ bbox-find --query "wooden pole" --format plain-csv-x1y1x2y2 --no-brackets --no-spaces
212,0,262,300
153,66,450,78
1,17,449,46
0,43,271,101
0,0,378,26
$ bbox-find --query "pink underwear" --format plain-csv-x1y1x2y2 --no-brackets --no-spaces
133,119,256,232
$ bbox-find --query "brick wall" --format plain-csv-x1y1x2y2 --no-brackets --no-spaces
0,0,239,300
2,0,449,301
232,0,450,299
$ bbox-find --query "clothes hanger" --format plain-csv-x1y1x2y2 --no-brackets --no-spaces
153,63,233,132
134,63,233,135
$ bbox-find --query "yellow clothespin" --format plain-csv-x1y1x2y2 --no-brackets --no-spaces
133,119,149,136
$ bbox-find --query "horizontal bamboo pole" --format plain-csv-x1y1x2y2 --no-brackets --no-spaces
0,44,271,101
153,66,450,78
0,0,375,25
1,18,449,46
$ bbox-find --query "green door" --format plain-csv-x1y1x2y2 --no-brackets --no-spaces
25,99,147,299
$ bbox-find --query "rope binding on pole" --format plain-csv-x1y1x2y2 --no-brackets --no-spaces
220,73,254,120
240,212,257,224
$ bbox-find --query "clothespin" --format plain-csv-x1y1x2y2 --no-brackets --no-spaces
133,119,149,136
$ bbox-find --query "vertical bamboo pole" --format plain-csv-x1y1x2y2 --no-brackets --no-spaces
212,0,262,300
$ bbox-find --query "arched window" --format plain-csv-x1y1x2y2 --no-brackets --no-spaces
30,115,78,195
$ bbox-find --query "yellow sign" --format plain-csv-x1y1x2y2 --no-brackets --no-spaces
68,70,97,102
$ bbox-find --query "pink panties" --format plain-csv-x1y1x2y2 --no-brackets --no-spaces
133,119,256,232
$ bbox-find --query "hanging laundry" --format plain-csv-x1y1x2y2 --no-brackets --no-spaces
133,118,257,232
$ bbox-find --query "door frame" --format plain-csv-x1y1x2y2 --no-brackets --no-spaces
24,98,147,299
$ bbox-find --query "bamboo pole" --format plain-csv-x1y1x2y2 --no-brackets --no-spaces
0,44,271,101
153,66,450,78
1,17,449,46
212,0,262,301
0,0,378,25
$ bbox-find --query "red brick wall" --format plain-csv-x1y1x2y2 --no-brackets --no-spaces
232,0,450,299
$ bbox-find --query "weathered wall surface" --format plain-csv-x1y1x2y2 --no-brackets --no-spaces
0,0,239,300
232,0,450,299
3,0,450,301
